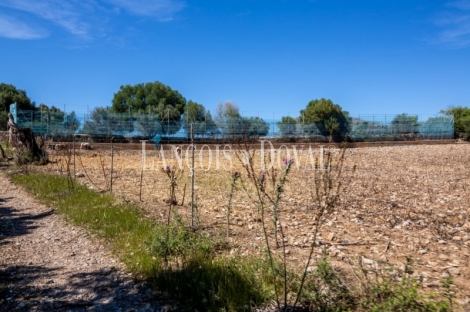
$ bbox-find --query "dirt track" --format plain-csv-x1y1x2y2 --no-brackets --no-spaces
0,170,169,312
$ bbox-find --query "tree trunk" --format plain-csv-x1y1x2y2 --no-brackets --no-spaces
7,113,45,161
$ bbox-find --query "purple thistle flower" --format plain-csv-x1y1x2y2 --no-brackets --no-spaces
283,158,293,165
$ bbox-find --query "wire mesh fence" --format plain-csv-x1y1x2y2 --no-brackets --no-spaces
12,108,454,143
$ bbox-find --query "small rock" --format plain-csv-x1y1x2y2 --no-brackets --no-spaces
402,220,411,227
448,268,460,276
452,236,462,241
456,298,470,306
327,232,336,241
438,254,449,261
418,249,427,255
329,249,340,257
362,257,379,269
426,281,440,288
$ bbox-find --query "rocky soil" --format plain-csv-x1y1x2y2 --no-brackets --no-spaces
54,143,470,309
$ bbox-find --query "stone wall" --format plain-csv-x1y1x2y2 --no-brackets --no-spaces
0,131,9,143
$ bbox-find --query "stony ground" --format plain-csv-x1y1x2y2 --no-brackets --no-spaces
0,170,172,312
3,142,470,311
52,143,470,309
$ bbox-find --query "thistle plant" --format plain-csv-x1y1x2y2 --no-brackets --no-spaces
235,137,356,311
235,140,295,311
226,171,240,239
292,146,356,310
162,165,184,225
261,158,294,308
272,158,293,248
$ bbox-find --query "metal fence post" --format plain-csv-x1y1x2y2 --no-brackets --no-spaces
73,134,76,177
110,137,114,193
191,123,195,228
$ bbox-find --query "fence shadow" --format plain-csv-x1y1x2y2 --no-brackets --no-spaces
0,197,54,242
0,264,167,312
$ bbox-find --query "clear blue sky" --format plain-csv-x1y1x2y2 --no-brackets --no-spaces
1,0,469,120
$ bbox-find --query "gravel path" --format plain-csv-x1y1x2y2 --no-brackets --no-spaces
0,171,169,312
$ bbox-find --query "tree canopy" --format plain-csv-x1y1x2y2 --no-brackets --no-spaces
63,111,81,135
390,114,419,135
182,100,217,137
245,117,270,136
214,101,240,126
277,116,297,136
112,81,186,113
214,101,240,137
419,116,454,139
81,107,129,138
300,98,349,140
441,106,470,140
349,118,386,141
1,83,35,131
213,101,269,138
111,81,186,135
36,104,66,136
0,83,35,112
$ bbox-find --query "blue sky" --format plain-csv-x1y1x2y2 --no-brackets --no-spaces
1,0,469,120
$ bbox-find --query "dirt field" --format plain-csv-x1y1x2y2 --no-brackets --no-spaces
47,142,470,306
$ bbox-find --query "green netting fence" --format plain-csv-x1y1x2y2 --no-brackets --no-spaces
11,107,454,142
